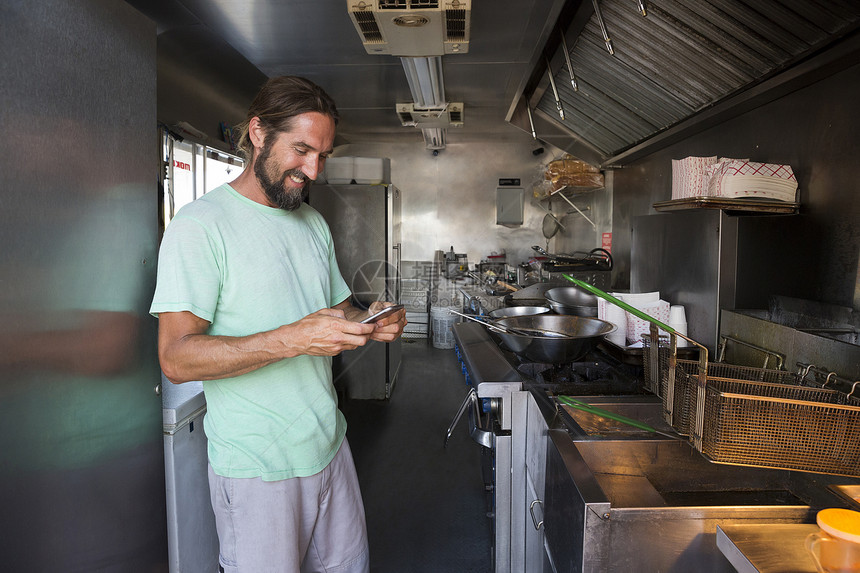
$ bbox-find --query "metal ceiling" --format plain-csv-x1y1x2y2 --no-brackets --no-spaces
127,0,567,147
535,0,860,162
128,0,860,158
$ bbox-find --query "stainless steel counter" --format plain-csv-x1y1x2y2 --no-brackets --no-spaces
717,524,818,573
536,392,860,572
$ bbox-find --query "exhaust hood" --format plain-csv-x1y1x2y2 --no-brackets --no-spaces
523,0,860,165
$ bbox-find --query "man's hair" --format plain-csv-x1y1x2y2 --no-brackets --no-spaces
236,76,339,160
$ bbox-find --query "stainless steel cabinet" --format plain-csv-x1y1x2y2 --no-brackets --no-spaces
511,391,554,573
525,393,551,572
309,184,402,399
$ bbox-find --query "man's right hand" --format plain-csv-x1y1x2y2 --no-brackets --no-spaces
157,309,376,383
275,308,376,357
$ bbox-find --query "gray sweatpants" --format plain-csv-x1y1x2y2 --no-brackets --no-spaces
208,439,370,573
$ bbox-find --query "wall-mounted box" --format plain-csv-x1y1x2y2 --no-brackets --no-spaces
496,187,524,225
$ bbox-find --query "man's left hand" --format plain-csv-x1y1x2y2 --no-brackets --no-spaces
361,301,407,342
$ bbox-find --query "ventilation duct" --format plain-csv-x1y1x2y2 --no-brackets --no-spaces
421,127,446,150
396,102,463,128
401,56,445,108
347,0,471,56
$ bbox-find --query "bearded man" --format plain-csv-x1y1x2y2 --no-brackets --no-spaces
150,76,405,573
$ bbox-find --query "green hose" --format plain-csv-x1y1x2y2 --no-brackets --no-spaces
557,395,658,432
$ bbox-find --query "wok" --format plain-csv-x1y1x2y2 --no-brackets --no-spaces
494,314,616,363
503,281,568,307
544,286,598,316
488,306,551,319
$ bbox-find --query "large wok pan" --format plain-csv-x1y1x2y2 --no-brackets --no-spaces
494,314,616,363
544,286,598,316
488,306,551,319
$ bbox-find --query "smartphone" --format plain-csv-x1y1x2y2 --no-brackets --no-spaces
360,304,404,324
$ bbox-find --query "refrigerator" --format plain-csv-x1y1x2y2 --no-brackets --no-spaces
309,183,403,400
162,377,220,572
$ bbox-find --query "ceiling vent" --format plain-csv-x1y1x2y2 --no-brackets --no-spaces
347,0,470,56
396,102,464,128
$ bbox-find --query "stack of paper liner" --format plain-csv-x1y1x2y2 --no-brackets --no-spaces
672,156,798,202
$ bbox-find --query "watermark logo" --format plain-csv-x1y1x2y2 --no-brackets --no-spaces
351,259,397,302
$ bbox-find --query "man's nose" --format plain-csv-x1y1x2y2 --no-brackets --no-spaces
302,156,321,181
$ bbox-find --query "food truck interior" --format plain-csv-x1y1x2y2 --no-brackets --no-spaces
2,1,858,571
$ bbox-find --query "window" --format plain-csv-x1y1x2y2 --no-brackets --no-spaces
163,135,244,226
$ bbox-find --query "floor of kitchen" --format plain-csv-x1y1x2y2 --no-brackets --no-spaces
342,338,493,573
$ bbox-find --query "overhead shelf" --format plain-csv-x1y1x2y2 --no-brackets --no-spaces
653,197,800,215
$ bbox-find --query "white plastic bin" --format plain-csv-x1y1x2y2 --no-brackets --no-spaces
324,156,354,184
354,157,390,184
430,306,458,349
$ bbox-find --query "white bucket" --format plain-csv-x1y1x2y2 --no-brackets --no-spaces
430,306,458,349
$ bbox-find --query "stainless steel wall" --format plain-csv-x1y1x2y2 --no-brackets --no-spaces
0,1,167,569
333,141,561,268
612,59,860,313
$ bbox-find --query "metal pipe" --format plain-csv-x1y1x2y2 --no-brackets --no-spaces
524,99,537,139
545,56,565,120
560,32,579,91
591,0,615,55
554,190,595,229
167,137,175,221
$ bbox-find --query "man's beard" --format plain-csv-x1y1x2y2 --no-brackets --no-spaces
253,144,310,211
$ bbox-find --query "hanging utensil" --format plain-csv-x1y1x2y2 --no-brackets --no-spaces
541,213,563,244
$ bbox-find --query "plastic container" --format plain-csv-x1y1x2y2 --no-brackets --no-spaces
354,157,390,184
806,508,860,573
430,306,458,349
323,156,354,184
667,305,688,347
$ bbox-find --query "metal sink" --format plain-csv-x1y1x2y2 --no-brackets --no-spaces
542,423,860,572
571,438,840,510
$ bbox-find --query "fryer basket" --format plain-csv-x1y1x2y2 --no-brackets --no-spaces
642,332,860,476
701,380,860,476
562,276,860,477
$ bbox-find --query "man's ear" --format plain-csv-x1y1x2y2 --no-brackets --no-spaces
248,117,266,150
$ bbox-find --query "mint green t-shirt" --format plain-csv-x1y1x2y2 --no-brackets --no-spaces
150,184,352,481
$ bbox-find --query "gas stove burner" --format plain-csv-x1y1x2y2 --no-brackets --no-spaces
516,357,645,396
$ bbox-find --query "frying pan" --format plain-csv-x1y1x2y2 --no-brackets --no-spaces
503,281,569,307
492,314,616,363
487,306,551,320
448,309,576,339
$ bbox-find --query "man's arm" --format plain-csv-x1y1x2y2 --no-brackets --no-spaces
158,308,378,384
